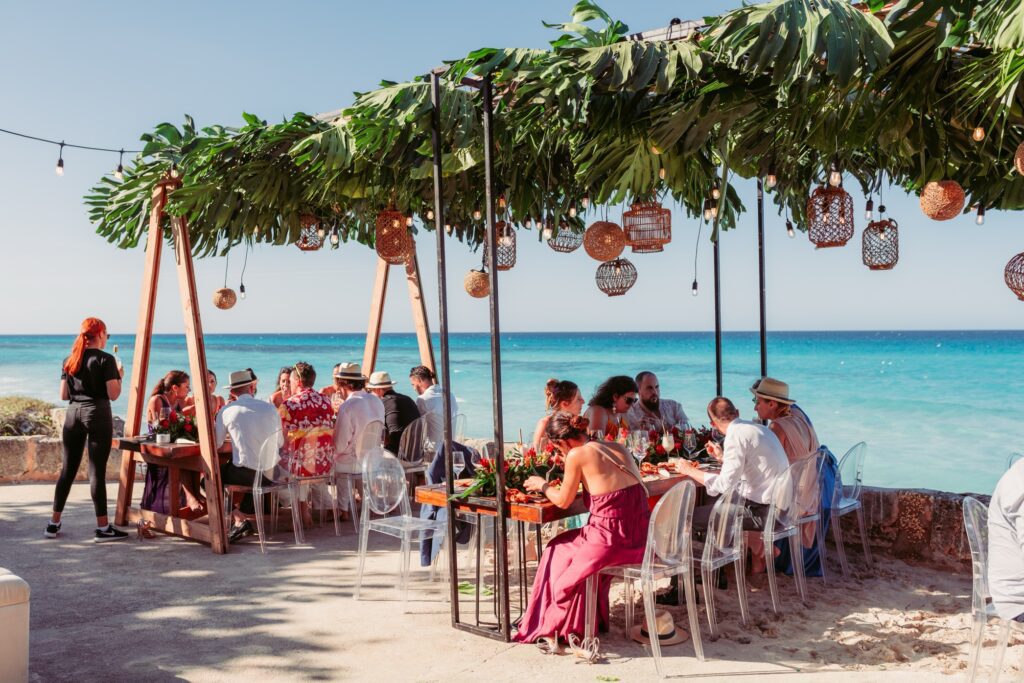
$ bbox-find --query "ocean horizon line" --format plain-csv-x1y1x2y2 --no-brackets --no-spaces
3,328,1024,337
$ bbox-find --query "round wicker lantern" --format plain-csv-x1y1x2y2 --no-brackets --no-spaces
595,258,637,297
375,209,412,264
464,269,490,298
622,201,671,253
1015,143,1024,175
483,221,516,270
548,221,583,253
862,219,899,271
919,180,965,221
583,221,626,262
213,288,237,310
1005,253,1024,300
295,214,324,251
806,185,855,248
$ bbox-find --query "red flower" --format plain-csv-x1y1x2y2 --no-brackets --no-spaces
648,429,659,442
672,426,681,437
159,419,169,429
655,443,667,455
543,442,554,454
183,423,194,432
168,411,177,422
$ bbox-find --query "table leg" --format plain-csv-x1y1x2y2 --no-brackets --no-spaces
167,466,182,515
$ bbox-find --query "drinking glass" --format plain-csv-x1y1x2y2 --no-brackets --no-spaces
470,449,482,468
683,430,697,458
592,429,605,442
422,437,437,464
452,451,466,480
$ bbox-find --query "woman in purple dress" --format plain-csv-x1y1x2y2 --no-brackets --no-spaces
516,413,650,650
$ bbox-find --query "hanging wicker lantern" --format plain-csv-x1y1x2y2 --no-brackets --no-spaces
919,180,965,221
295,214,324,251
213,288,237,310
595,258,637,297
583,221,626,262
464,269,490,298
1015,143,1024,175
482,221,516,270
548,220,583,253
862,219,899,271
806,185,855,248
622,201,672,253
375,208,412,264
1005,253,1024,300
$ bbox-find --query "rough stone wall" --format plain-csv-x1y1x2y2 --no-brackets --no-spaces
0,436,123,483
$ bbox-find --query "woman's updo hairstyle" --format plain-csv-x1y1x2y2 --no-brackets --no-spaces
544,379,579,410
545,411,590,442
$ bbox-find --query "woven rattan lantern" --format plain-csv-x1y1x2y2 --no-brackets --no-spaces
464,269,490,298
482,221,516,270
595,258,637,297
919,180,965,221
806,185,855,248
862,219,899,270
375,208,412,264
1005,253,1024,300
295,214,324,251
583,221,626,261
548,221,583,253
213,288,237,310
622,201,671,253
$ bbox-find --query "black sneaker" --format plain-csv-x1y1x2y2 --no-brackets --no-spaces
228,520,254,544
94,525,129,543
44,521,61,538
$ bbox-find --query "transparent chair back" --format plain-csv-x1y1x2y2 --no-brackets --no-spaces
833,441,867,511
642,479,697,576
397,415,430,465
453,413,468,443
283,431,340,539
362,448,411,517
762,461,808,612
700,483,750,635
358,420,385,460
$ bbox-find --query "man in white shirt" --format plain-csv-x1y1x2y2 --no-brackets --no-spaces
988,458,1024,623
626,371,690,433
332,363,385,506
214,369,284,543
678,396,788,573
409,365,457,446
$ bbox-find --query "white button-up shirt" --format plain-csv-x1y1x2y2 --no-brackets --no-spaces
416,383,458,445
626,398,690,432
703,418,788,504
988,459,1024,620
332,390,385,463
214,393,283,471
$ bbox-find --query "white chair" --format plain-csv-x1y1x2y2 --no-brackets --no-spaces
222,431,299,554
355,448,446,612
789,450,826,584
696,484,750,637
397,414,430,482
334,420,385,533
963,496,1024,682
762,459,810,613
830,442,872,577
282,434,341,543
584,480,704,677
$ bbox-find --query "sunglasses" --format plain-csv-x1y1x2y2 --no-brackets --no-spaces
624,396,638,405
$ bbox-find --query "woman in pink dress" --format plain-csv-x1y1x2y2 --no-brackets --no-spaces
516,412,650,649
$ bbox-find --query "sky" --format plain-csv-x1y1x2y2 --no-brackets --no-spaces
1,1,1023,335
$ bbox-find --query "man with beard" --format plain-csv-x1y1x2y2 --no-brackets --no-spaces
625,371,690,433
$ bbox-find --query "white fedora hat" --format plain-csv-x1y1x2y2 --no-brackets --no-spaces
333,362,365,380
366,371,396,389
224,368,258,390
749,376,796,405
628,609,690,646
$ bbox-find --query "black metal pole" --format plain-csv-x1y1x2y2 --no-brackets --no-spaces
481,73,511,642
713,234,723,396
757,178,767,378
430,70,460,627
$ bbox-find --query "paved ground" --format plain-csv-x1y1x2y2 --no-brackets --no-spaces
0,482,984,681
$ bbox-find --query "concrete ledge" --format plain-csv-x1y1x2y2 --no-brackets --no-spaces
0,436,122,483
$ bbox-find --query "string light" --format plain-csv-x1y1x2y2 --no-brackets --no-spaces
766,171,777,189
426,209,435,221
239,283,246,299
581,194,590,210
865,197,874,220
444,223,452,234
828,158,842,187
786,219,795,238
650,143,661,155
568,201,577,218
691,280,698,296
55,142,64,176
406,216,413,227
0,126,142,178
711,179,721,200
703,199,712,222
976,204,986,225
239,244,249,300
114,149,124,180
330,228,340,245
170,163,180,179
972,126,985,142
473,209,482,220
498,194,507,210
659,167,666,180
710,199,719,219
316,223,326,240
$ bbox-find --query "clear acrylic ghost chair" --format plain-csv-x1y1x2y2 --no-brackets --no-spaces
583,480,704,677
334,420,384,534
281,434,341,543
453,413,468,443
830,442,872,577
397,415,430,484
762,460,810,614
1007,453,1023,471
696,484,750,637
354,448,446,612
791,449,827,583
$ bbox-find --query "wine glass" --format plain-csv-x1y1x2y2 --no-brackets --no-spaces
683,430,697,458
422,437,437,464
452,451,466,480
470,448,482,470
592,429,605,442
631,433,648,468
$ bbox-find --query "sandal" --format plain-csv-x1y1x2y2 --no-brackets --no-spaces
568,634,601,662
536,636,563,655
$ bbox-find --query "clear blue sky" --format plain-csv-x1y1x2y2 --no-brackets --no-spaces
2,1,1022,335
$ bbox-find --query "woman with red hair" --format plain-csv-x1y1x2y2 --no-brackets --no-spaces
47,317,129,542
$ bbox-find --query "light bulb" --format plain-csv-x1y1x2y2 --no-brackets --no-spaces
976,205,986,225
650,143,661,155
170,163,180,179
766,173,777,189
391,218,401,229
786,220,795,238
972,126,985,142
316,225,326,240
581,194,590,210
691,280,698,296
239,283,246,300
498,194,507,210
568,202,577,218
114,149,124,180
473,209,482,220
829,169,842,187
330,230,340,246
865,198,874,220
710,201,719,219
500,235,513,247
55,158,64,176
659,167,666,180
542,226,553,240
838,213,846,225
711,180,721,200
702,199,712,222
406,216,413,227
444,223,452,234
614,263,622,275
427,209,435,221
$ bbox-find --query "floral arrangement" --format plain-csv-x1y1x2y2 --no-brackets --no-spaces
151,410,197,442
629,425,715,464
452,443,565,502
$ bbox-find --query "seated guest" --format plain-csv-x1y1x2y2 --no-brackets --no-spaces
626,371,690,433
269,366,293,408
676,397,788,574
532,379,583,451
514,413,650,649
214,369,283,543
583,375,638,439
750,377,818,463
409,365,457,446
279,362,336,527
989,458,1024,624
142,370,204,516
367,371,420,454
183,370,226,420
332,363,385,506
321,363,346,413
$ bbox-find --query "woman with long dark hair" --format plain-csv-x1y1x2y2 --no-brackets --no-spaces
141,370,205,516
47,317,128,541
583,375,638,439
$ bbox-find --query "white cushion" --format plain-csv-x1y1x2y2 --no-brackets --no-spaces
0,568,29,607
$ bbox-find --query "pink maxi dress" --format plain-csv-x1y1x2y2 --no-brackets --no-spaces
514,482,650,643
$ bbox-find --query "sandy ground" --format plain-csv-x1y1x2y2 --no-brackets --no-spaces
1,481,1020,682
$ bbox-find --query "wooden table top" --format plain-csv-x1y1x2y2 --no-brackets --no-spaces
114,436,232,460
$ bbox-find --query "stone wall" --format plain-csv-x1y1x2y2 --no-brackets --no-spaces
0,436,122,483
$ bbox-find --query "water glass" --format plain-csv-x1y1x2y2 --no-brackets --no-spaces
683,431,697,457
452,451,465,480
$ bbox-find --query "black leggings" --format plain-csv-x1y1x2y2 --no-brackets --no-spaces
53,402,113,518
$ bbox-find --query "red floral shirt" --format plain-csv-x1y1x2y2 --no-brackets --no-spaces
278,388,336,476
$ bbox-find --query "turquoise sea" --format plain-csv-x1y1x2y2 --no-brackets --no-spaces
1,331,1020,495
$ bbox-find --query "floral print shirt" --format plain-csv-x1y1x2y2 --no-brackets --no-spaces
279,388,336,476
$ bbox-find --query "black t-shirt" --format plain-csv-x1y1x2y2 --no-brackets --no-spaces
61,348,119,403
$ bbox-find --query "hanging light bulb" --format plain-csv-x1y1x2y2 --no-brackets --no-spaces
330,228,340,246
427,209,435,221
581,194,590,210
865,198,874,220
828,158,842,187
972,126,986,142
542,225,553,240
499,233,513,247
702,199,712,222
392,217,401,229
170,162,180,179
55,142,65,176
659,167,666,180
650,142,661,155
498,194,507,210
691,279,698,296
239,283,246,300
614,262,622,275
711,179,721,200
976,204,986,225
444,223,452,234
114,149,124,180
710,200,719,219
786,220,795,238
406,216,413,227
316,225,326,240
568,202,577,218
473,209,482,220
766,171,777,189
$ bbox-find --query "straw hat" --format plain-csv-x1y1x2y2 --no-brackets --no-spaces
224,369,258,390
333,362,365,380
750,376,795,405
366,371,396,389
628,609,690,646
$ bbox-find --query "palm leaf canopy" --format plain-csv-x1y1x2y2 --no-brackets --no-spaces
86,0,1024,256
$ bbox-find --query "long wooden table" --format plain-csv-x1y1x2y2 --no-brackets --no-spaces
114,436,232,546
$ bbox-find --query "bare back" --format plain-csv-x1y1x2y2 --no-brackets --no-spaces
564,440,643,497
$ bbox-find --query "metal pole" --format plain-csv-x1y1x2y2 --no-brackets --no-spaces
757,177,767,378
482,73,511,642
430,70,460,627
713,235,723,396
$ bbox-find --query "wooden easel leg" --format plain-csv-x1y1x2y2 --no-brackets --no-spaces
405,249,436,373
362,258,390,375
114,183,170,526
169,215,228,554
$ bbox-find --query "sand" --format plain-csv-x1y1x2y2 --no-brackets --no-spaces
1,481,1019,682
